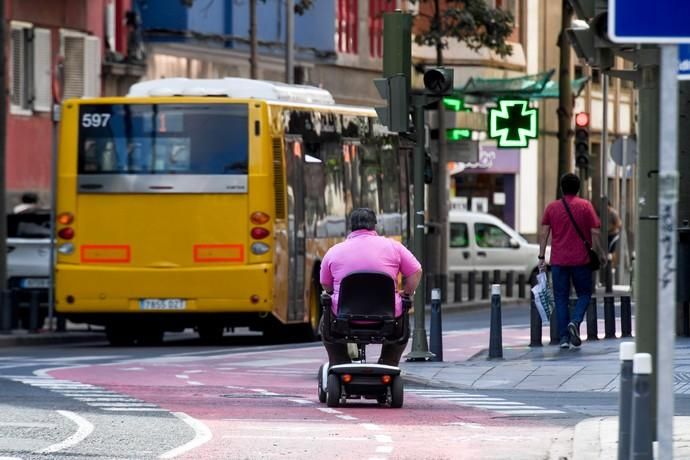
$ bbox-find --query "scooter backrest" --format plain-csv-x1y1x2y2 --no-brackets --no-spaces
338,272,395,317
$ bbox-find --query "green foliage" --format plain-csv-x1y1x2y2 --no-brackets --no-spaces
412,0,514,58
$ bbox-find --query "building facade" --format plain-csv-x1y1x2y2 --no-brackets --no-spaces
5,0,144,202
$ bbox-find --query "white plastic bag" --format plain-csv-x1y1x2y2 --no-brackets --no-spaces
531,272,554,322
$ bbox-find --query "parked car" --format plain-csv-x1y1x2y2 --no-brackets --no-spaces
7,211,51,328
448,210,549,285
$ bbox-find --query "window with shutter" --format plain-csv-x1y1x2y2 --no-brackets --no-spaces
10,22,32,114
32,28,52,112
62,33,85,99
61,31,101,99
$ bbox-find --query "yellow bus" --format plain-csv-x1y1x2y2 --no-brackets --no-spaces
55,78,410,345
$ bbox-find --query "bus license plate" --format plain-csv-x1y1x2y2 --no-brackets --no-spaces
139,299,186,310
20,278,50,289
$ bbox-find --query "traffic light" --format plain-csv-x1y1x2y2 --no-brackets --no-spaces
565,0,614,70
443,96,471,141
373,12,412,133
374,75,409,132
575,112,590,169
423,68,454,96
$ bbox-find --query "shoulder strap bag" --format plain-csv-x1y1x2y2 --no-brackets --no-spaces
561,198,601,271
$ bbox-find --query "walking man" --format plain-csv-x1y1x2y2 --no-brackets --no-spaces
538,173,607,348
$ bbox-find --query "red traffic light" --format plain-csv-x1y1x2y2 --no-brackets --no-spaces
575,112,590,127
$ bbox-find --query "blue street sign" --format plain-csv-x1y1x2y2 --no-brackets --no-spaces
680,45,690,80
609,0,690,44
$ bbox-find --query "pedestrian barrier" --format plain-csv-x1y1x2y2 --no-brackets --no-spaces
528,294,634,345
0,288,56,333
630,353,653,459
618,342,635,460
488,284,503,359
429,288,443,362
444,270,533,304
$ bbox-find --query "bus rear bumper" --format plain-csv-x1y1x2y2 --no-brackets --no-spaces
55,263,274,314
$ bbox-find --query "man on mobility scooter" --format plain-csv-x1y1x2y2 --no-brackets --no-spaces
318,208,422,408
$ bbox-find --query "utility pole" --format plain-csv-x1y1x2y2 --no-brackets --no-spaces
601,74,611,291
249,0,258,79
635,46,660,439
557,0,574,196
285,0,294,83
0,0,7,303
679,81,690,227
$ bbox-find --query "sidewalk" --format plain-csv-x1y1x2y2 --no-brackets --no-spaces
400,331,690,459
0,323,104,347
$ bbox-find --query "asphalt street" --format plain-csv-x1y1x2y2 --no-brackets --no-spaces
0,305,687,460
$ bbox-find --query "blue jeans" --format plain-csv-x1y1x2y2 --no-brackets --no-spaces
551,265,593,340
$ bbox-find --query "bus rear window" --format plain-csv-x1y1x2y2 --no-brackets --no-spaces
77,104,248,175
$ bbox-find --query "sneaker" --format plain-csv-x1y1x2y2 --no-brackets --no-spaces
568,322,582,347
559,337,570,349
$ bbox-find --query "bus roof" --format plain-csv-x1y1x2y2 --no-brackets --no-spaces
127,78,336,106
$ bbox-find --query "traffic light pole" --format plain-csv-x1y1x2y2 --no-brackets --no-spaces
407,93,434,361
601,76,611,292
635,46,660,440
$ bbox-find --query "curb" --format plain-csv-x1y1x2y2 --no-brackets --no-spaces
400,370,472,391
0,331,105,347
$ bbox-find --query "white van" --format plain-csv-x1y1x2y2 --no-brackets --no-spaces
448,211,547,284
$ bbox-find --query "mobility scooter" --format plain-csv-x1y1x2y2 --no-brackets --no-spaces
317,272,411,408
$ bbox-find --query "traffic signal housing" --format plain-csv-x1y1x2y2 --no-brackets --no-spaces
374,75,409,132
575,112,590,169
423,67,454,96
565,0,614,70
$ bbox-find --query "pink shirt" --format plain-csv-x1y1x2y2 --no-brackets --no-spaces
320,230,421,317
542,195,601,266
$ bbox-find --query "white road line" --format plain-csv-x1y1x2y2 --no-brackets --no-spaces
496,409,565,415
120,367,144,371
159,412,212,459
376,445,394,453
175,375,189,379
75,398,141,402
317,408,342,414
458,402,525,406
102,407,168,412
60,393,118,397
406,389,453,393
374,435,392,443
222,435,369,441
360,423,382,431
186,381,204,386
37,410,94,454
442,397,504,401
336,415,358,421
288,399,314,405
225,385,243,389
87,402,157,407
0,457,23,460
467,405,544,410
183,370,203,374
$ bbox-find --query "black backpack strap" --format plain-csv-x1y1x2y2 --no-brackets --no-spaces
561,198,592,250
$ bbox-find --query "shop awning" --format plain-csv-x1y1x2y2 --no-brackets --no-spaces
459,70,589,102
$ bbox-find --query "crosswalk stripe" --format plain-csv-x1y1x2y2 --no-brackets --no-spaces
75,398,141,402
442,397,503,401
467,405,542,410
496,409,565,415
87,402,158,407
457,401,524,406
101,407,168,412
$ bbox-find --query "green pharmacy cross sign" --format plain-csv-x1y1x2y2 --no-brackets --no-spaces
488,99,538,148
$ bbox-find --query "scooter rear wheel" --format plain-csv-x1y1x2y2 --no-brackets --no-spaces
326,374,341,407
317,364,327,403
390,375,404,408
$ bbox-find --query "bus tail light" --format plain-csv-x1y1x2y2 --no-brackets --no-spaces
251,227,270,239
250,212,270,225
57,212,74,225
58,243,75,255
251,242,270,255
58,227,75,240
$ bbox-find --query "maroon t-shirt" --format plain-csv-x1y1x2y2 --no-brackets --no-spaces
542,195,601,266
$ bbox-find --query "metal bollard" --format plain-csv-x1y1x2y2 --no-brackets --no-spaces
488,285,503,359
620,296,633,338
618,342,636,460
429,288,443,362
438,274,448,303
454,272,463,303
506,271,514,298
529,292,543,347
587,298,599,340
604,296,616,339
29,291,40,332
518,273,526,299
0,290,11,333
630,353,654,460
550,306,560,345
468,271,476,301
481,271,490,300
492,269,501,286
